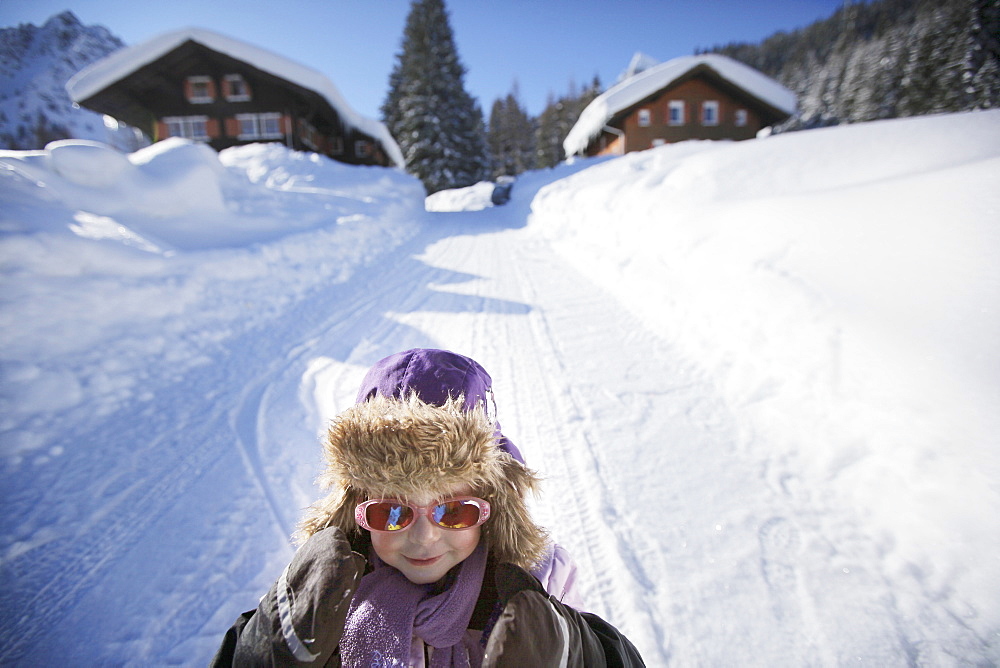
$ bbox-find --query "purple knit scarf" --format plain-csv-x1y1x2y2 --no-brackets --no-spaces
340,542,488,668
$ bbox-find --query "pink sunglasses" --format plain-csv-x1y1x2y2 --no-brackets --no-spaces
355,496,491,532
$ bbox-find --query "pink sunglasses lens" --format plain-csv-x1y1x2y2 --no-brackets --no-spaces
364,502,414,531
432,499,483,529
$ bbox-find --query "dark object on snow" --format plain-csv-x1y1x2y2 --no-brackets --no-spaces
491,177,515,206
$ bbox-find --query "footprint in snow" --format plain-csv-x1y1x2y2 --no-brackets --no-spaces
758,516,803,621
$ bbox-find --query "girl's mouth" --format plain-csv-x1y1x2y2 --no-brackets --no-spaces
405,555,442,567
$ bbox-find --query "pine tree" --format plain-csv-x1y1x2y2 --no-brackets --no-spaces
534,77,601,169
534,93,566,169
487,85,535,178
966,0,1000,109
380,0,489,194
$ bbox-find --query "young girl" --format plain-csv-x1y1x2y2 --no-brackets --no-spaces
212,349,643,667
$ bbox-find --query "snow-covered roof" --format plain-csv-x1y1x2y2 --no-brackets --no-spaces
564,54,798,156
66,27,403,168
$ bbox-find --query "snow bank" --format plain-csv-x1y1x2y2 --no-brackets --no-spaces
534,111,1000,642
425,180,497,212
0,138,425,455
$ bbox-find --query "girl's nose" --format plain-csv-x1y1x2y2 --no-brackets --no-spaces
407,513,439,545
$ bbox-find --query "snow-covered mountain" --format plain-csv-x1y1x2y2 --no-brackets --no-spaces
0,11,143,150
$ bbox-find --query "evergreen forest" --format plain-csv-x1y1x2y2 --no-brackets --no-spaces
703,0,999,129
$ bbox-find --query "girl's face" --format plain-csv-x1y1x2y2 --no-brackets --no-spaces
368,486,482,584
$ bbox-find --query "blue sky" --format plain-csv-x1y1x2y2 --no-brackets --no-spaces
2,0,845,119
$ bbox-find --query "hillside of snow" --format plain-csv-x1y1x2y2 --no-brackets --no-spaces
1,111,998,665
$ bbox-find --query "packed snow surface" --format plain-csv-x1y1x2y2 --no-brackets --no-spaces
1,111,998,665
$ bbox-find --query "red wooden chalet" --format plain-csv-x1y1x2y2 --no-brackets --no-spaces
67,28,402,167
565,54,797,157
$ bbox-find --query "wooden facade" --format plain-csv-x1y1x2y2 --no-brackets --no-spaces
586,65,791,157
73,39,395,167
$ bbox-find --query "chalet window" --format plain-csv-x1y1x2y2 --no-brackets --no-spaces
237,115,255,138
223,74,251,102
186,76,215,104
236,113,284,140
261,114,282,137
702,101,719,126
637,109,651,127
355,140,372,158
735,109,748,127
163,115,209,140
668,100,685,126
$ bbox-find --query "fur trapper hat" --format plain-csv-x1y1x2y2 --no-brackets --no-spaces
298,351,549,570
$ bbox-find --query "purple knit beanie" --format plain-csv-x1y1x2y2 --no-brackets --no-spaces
355,348,524,463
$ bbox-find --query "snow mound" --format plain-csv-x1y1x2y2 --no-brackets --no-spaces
533,110,1000,651
425,181,497,212
0,139,426,442
47,139,132,187
0,138,423,251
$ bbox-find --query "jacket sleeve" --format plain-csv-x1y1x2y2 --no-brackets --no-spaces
209,527,365,667
579,612,646,668
209,609,254,668
485,562,645,668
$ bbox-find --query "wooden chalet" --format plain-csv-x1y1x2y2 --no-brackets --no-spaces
564,54,797,158
66,28,403,167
